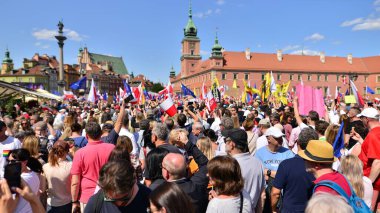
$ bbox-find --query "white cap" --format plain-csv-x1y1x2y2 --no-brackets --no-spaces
357,108,379,119
265,127,285,138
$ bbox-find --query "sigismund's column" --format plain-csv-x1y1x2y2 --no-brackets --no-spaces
55,21,67,93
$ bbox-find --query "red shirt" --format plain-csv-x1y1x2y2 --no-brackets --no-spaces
71,141,115,203
314,172,352,197
359,126,380,190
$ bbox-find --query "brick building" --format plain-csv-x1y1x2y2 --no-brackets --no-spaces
171,6,380,98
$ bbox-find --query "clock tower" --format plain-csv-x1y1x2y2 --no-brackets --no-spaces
180,1,201,78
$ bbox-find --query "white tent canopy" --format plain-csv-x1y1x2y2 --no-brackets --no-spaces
0,80,62,101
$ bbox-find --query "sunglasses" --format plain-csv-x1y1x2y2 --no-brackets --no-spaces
104,191,133,204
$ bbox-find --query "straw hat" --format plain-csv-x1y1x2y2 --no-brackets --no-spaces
298,140,337,163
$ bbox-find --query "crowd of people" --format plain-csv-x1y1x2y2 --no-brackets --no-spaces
0,95,379,213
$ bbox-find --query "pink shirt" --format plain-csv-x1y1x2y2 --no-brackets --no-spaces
71,141,115,203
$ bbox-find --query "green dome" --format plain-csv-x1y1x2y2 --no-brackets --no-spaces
184,1,197,37
78,47,83,57
2,49,13,64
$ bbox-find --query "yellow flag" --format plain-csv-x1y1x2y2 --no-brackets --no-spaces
212,76,220,90
232,79,237,89
281,81,290,94
241,91,247,103
243,80,260,95
193,87,197,96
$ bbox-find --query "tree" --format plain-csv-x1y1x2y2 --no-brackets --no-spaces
150,83,164,93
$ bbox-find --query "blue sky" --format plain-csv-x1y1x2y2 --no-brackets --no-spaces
0,0,379,83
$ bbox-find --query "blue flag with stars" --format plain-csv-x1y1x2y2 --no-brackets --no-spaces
181,83,196,98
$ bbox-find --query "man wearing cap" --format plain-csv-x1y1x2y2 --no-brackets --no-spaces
271,128,318,212
255,119,271,151
356,107,380,211
255,127,294,212
225,128,265,212
298,140,352,197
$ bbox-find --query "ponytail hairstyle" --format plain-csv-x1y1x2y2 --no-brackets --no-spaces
48,140,70,167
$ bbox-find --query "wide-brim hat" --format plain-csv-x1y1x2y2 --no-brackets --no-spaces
298,140,337,163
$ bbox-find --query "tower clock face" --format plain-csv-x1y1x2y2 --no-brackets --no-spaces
190,42,195,48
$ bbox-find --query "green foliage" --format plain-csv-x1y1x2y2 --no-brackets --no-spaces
150,83,164,93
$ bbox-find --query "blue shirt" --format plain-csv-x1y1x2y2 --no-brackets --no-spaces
273,155,315,213
73,136,88,148
255,146,294,171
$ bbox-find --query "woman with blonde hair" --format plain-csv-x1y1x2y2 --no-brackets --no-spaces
196,136,214,160
22,135,40,159
340,154,373,208
324,124,340,145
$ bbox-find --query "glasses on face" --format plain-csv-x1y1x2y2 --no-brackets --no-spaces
104,192,132,204
7,159,20,164
224,137,232,144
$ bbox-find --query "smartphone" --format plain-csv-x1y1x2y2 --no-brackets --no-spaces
4,162,22,193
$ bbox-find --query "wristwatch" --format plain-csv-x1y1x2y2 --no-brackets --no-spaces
266,169,272,177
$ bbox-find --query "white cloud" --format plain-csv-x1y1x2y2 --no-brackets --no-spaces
290,49,320,56
34,42,50,49
194,9,221,18
32,28,85,41
341,18,364,27
352,18,380,30
200,50,210,56
304,33,325,41
374,0,380,6
282,45,300,52
216,0,225,5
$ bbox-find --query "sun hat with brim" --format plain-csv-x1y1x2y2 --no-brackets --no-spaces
357,107,379,119
298,140,337,163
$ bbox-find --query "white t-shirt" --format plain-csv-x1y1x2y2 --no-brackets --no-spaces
363,176,374,208
0,136,21,178
119,127,139,154
15,171,40,213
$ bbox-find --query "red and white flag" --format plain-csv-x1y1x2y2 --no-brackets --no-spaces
200,82,207,100
160,96,177,117
205,91,217,112
63,90,76,100
87,79,98,103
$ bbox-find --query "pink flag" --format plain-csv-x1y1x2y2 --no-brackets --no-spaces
160,96,177,117
314,88,326,116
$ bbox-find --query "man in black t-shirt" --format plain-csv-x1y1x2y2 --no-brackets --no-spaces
344,107,367,150
85,160,151,213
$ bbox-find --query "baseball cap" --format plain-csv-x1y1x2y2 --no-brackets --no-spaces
265,127,285,138
357,107,379,119
258,119,270,126
222,128,248,146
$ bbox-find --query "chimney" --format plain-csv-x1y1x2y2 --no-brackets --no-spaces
347,53,353,64
320,51,325,63
277,49,283,62
245,48,251,60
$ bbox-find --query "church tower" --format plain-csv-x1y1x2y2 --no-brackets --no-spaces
1,48,14,75
180,0,201,78
210,31,223,67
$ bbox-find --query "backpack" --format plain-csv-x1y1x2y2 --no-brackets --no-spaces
313,179,371,213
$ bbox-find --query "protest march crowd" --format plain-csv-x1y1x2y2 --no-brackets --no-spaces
0,78,380,213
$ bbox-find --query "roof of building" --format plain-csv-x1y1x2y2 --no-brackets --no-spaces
89,53,128,75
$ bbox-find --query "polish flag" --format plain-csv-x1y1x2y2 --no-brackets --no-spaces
350,80,365,107
160,96,177,117
87,79,98,103
200,82,207,100
205,91,217,112
63,90,76,100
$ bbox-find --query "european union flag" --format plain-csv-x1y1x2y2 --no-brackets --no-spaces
332,121,345,158
181,84,196,98
366,86,375,94
70,77,87,90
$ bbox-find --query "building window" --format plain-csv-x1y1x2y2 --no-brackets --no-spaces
277,74,281,81
364,87,366,94
262,74,265,80
324,87,328,94
191,50,194,55
233,73,238,80
298,74,302,81
245,73,249,80
308,75,311,81
290,74,293,81
365,75,368,82
377,88,380,95
222,73,226,80
191,64,195,67
216,62,220,66
337,75,340,82
377,76,380,83
317,75,321,81
337,86,341,92
325,74,328,81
